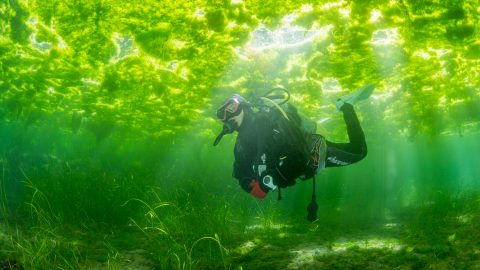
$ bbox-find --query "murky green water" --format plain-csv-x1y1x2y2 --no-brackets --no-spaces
1,0,479,269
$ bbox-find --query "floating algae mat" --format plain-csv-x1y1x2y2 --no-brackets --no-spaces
1,0,480,269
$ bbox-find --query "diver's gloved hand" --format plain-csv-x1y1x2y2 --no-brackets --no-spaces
239,178,269,199
239,178,270,199
250,179,267,199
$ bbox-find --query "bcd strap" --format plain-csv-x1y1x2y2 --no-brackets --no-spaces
259,97,290,121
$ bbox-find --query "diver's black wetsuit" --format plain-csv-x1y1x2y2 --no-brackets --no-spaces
324,103,367,167
232,103,367,197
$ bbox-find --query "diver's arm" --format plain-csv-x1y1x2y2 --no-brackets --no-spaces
233,113,277,199
234,156,270,198
234,157,270,199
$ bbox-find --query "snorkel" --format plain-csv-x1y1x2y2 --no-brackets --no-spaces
213,121,235,146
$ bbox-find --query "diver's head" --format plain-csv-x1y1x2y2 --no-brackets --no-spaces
213,94,250,146
216,94,249,131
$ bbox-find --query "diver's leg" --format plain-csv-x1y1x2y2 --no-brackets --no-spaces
325,103,367,167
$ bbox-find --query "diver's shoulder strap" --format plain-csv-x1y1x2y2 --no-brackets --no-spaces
259,97,290,121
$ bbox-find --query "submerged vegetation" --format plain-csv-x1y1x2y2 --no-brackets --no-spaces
0,0,479,269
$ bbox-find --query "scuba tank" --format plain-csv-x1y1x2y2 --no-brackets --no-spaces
254,88,318,137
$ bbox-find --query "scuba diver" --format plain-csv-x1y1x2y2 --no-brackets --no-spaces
213,84,374,221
